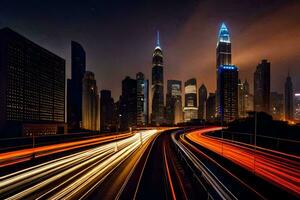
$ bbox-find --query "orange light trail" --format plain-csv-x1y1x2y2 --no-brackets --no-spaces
186,127,300,196
0,133,132,167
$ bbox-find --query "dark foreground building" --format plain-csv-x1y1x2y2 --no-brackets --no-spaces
0,28,66,138
120,76,137,131
100,90,115,132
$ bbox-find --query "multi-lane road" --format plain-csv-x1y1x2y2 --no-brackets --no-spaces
0,127,299,200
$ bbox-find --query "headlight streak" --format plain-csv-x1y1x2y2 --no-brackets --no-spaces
171,132,238,200
186,127,300,196
0,130,158,200
0,133,132,168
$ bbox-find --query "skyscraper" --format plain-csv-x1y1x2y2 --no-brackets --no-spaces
120,76,137,130
198,84,207,120
284,74,293,120
151,31,164,125
67,41,86,129
184,78,198,122
136,72,149,126
0,28,66,138
216,23,231,67
82,71,100,131
254,59,270,114
206,93,216,122
216,23,238,122
166,80,182,125
100,90,115,132
217,65,239,122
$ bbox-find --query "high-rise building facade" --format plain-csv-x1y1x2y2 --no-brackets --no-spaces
254,59,270,114
270,92,284,120
82,71,100,131
100,90,115,132
120,76,137,130
198,84,207,120
166,80,182,125
0,28,66,137
184,78,198,122
67,41,86,129
294,93,300,121
217,65,239,122
216,23,231,67
136,72,149,126
151,32,164,125
216,23,238,122
206,93,216,122
284,74,293,120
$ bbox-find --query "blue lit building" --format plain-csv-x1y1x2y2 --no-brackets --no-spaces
216,23,238,122
217,65,239,122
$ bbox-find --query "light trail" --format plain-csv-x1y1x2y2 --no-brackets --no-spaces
0,130,158,200
186,127,300,196
0,132,132,167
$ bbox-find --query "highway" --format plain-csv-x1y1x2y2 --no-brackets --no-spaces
1,127,298,200
0,130,158,199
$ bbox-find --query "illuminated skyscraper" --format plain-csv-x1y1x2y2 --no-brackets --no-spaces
136,72,149,126
67,41,86,129
82,71,100,131
216,23,238,122
151,31,164,125
284,74,293,120
216,23,231,68
166,80,183,125
184,78,198,122
198,84,207,120
254,59,270,114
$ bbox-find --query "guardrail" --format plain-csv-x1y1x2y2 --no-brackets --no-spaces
208,130,300,156
171,130,237,200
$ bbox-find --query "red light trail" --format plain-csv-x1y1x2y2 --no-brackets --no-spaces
186,127,300,196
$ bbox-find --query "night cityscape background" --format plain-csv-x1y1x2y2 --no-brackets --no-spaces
0,0,299,199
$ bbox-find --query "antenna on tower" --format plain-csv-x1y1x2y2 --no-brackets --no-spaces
157,30,160,47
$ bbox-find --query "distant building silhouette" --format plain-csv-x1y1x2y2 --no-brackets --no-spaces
184,78,198,122
100,90,115,132
254,59,270,114
284,74,293,120
294,93,300,121
67,41,86,129
270,92,284,120
120,76,137,130
166,80,183,125
82,71,100,131
151,31,164,125
136,72,149,126
198,84,207,120
206,93,216,122
0,28,66,137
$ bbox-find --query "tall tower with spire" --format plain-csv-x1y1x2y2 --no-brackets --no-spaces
285,72,293,120
216,23,238,122
151,31,164,125
216,23,231,67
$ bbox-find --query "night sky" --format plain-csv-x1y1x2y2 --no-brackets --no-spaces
1,0,299,99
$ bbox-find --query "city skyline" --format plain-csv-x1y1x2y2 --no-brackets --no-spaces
1,0,299,99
